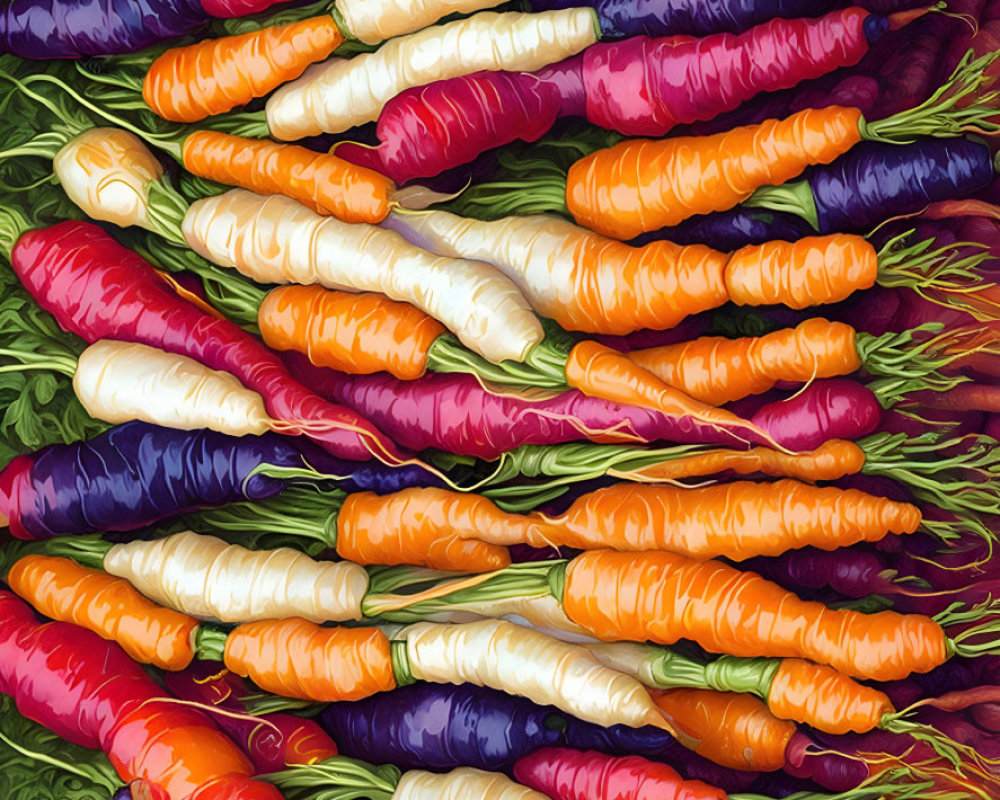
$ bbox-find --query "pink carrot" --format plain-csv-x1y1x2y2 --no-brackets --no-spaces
10,220,407,464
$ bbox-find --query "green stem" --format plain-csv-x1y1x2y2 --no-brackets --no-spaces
479,441,708,511
215,0,331,35
856,323,969,407
389,640,416,686
261,757,399,800
363,561,556,621
0,206,35,259
863,49,1000,143
940,599,1000,658
743,180,820,230
426,334,570,391
875,229,990,293
194,625,229,661
447,175,570,220
859,432,1000,518
20,534,113,571
19,73,185,162
185,487,343,549
0,347,78,377
240,694,325,716
145,177,191,246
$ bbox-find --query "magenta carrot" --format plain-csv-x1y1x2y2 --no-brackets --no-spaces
1,211,408,465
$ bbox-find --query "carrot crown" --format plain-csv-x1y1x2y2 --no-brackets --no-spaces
183,485,345,550
939,599,1000,659
427,331,572,392
262,755,401,800
861,50,1000,144
875,229,991,296
855,323,974,406
742,178,819,230
363,561,556,622
193,624,228,661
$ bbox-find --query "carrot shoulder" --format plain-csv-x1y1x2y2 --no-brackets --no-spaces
181,131,394,223
144,17,345,122
258,285,445,381
7,555,198,671
223,619,397,701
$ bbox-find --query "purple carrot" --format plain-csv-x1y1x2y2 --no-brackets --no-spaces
0,421,434,540
643,137,997,246
342,6,893,182
0,0,284,58
164,663,339,773
743,546,901,600
320,683,563,772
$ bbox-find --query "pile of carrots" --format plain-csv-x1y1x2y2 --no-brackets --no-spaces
2,1,1000,800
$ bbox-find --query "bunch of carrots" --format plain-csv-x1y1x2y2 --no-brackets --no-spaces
1,1,1000,799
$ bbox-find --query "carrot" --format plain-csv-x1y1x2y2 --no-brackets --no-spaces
568,106,863,239
627,318,860,405
535,479,921,559
766,659,894,737
386,212,980,335
6,554,198,671
618,438,867,483
143,17,345,122
220,619,397,702
258,285,445,381
651,689,795,772
564,341,782,447
559,549,952,681
181,131,393,224
336,488,516,572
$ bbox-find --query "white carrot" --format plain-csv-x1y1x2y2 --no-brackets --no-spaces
393,768,549,800
74,340,274,436
183,189,543,363
53,127,169,233
338,0,498,44
103,531,368,623
384,208,730,334
400,619,675,731
265,9,599,138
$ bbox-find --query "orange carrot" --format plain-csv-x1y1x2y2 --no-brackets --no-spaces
537,479,921,559
181,130,395,223
336,487,515,572
564,340,779,446
259,285,445,381
724,235,878,308
6,555,198,671
766,659,895,736
621,439,867,483
651,688,796,771
143,17,345,123
567,106,863,239
223,619,396,701
626,318,862,405
560,549,948,681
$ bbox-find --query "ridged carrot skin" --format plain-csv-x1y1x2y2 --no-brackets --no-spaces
181,131,394,224
223,619,396,701
144,17,345,122
6,555,198,671
627,319,863,405
568,106,863,239
651,689,795,771
259,285,445,381
565,341,775,446
624,439,868,483
562,549,948,681
513,747,727,800
725,235,878,307
336,487,514,572
384,213,880,334
539,479,920,559
767,659,894,735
